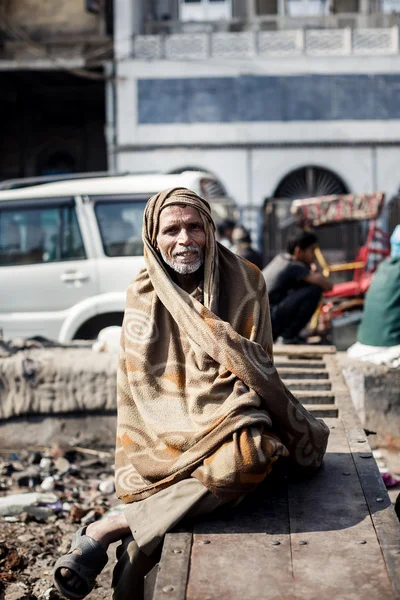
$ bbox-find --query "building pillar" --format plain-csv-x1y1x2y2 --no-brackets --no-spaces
359,0,370,14
114,0,144,60
247,0,257,19
277,0,286,16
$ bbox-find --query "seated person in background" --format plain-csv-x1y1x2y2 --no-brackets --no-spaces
231,225,263,270
262,230,333,344
216,218,236,249
348,224,400,365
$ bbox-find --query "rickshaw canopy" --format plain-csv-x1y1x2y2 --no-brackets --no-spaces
291,192,385,228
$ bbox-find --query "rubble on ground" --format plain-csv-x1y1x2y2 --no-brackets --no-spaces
0,443,119,600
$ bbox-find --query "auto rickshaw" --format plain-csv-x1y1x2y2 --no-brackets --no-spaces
290,191,390,336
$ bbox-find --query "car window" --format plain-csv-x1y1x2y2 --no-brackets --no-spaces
94,199,147,257
0,204,86,266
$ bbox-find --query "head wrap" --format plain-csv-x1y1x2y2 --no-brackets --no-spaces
143,187,218,311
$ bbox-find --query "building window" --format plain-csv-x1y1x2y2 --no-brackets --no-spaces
179,0,232,21
382,0,400,13
287,0,330,16
273,166,348,199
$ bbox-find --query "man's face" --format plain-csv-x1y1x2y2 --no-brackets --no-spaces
156,205,206,275
296,243,316,265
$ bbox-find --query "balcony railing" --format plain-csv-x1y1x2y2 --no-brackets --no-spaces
133,26,399,60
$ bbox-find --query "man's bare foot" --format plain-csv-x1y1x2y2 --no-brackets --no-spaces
58,514,131,593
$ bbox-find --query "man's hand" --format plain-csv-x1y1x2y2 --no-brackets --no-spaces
303,271,334,292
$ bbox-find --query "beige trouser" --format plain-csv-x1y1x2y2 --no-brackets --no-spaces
112,478,229,600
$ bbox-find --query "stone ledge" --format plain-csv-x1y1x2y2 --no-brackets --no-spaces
339,353,400,449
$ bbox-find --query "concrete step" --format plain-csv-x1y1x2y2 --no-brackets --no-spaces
294,390,335,404
275,360,325,370
277,368,329,379
283,379,332,391
303,404,339,418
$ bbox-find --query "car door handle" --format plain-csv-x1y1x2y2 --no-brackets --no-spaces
60,271,89,283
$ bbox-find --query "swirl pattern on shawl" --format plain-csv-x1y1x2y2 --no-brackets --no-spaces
115,187,329,502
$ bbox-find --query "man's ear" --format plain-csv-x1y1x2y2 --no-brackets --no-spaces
293,245,301,259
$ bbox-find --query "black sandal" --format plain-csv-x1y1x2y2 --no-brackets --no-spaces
53,526,108,600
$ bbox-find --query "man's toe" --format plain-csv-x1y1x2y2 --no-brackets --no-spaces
60,567,73,580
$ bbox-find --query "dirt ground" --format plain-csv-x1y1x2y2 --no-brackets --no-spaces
0,445,119,600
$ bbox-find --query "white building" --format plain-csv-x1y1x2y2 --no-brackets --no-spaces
109,0,400,216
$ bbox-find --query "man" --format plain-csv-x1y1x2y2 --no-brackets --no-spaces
216,218,236,249
54,189,329,600
262,230,333,344
231,225,263,269
348,224,400,361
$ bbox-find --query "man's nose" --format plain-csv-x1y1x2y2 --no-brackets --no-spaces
176,228,191,244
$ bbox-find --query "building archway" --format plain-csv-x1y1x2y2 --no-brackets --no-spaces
167,165,228,197
273,165,349,199
264,166,358,266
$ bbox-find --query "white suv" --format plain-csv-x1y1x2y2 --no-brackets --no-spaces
0,171,237,341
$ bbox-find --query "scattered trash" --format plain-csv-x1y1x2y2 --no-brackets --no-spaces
40,477,56,492
0,492,58,517
381,471,399,489
0,445,116,599
39,458,52,470
92,326,121,354
4,581,29,600
372,451,400,489
54,457,70,475
99,478,115,495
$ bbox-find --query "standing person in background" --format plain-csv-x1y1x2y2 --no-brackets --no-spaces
262,230,333,344
216,218,236,249
231,225,263,269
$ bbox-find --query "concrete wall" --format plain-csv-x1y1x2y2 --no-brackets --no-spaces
117,148,249,204
342,358,400,450
112,2,400,205
116,56,400,148
6,0,103,38
117,146,382,207
113,54,400,206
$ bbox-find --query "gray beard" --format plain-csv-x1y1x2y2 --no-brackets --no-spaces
160,247,204,275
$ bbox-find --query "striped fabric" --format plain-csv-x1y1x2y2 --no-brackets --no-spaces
115,188,329,503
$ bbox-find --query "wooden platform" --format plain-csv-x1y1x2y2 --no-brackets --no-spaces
146,346,400,600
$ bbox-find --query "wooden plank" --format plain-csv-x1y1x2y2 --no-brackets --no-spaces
288,418,396,600
274,344,336,356
152,532,192,600
283,379,332,391
324,355,400,599
187,477,293,599
144,565,159,600
153,347,400,600
277,367,329,379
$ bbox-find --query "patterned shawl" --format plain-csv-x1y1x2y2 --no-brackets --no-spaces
115,188,329,503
